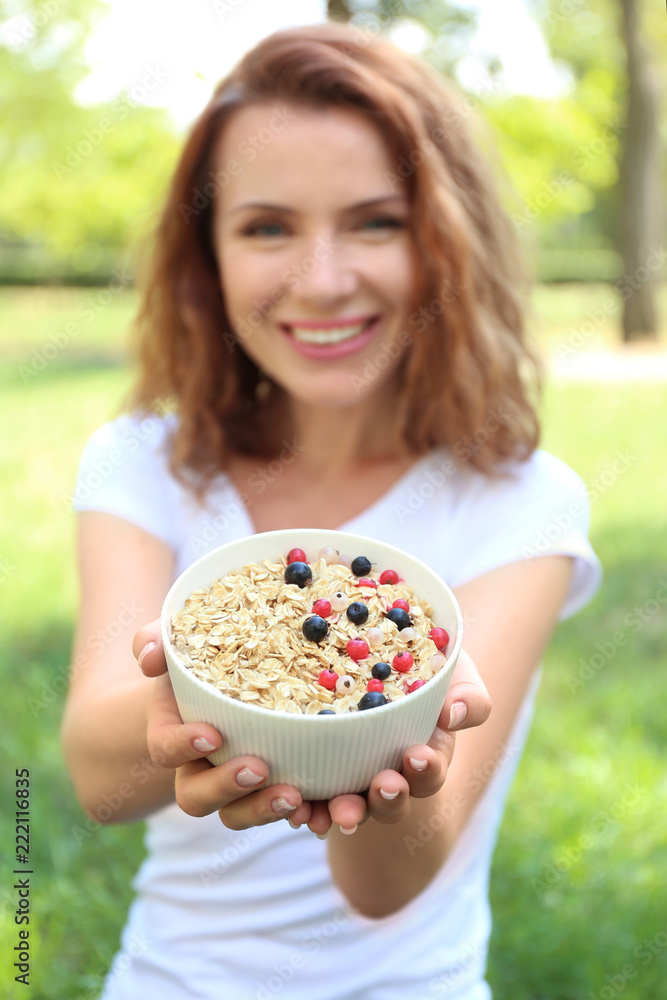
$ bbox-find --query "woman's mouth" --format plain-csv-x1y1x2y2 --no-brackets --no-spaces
279,316,379,359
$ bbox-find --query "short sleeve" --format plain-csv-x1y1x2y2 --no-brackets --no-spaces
447,451,602,620
72,413,179,550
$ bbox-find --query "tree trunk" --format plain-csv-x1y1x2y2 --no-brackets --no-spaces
618,0,661,341
327,0,352,21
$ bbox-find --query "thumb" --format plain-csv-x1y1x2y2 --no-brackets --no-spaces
133,619,167,677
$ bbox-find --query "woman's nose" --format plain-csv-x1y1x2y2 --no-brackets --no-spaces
287,235,359,302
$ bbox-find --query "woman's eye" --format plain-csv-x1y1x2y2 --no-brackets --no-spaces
360,216,404,231
244,222,286,237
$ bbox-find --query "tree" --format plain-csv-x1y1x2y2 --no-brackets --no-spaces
618,0,661,340
532,0,664,338
326,0,352,20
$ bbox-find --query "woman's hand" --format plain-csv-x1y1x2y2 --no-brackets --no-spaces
134,622,490,835
294,648,491,836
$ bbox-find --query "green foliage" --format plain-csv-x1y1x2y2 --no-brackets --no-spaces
0,0,181,278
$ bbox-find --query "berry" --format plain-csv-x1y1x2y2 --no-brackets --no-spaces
336,674,356,695
346,638,370,660
399,627,418,643
371,662,391,681
391,598,410,613
318,546,338,564
366,627,384,648
346,601,369,626
287,547,307,564
429,627,450,650
429,653,447,670
351,555,372,576
337,553,352,569
380,569,399,585
408,679,426,693
358,691,388,711
330,591,348,612
284,562,312,588
357,578,377,589
318,709,336,715
318,669,338,690
302,615,328,643
392,651,414,673
367,678,384,693
385,607,412,631
312,599,332,618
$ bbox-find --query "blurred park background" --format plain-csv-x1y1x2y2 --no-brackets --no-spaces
1,0,666,997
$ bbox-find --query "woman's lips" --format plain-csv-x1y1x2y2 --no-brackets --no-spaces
280,316,379,360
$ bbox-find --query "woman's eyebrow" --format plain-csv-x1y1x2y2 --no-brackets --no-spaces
227,194,408,216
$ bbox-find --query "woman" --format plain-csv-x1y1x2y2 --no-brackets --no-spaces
61,21,601,999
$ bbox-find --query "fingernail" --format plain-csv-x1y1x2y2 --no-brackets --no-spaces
339,824,357,835
193,737,217,753
288,817,301,830
138,640,157,667
409,757,428,772
316,832,329,840
272,797,297,815
236,767,265,787
448,701,468,730
379,788,400,800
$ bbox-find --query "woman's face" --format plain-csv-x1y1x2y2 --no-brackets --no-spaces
210,101,418,409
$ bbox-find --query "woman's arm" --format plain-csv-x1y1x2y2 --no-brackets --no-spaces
60,511,221,822
325,554,574,917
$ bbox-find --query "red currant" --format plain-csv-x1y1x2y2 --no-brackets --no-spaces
392,598,410,613
357,578,377,589
312,599,332,618
429,627,450,650
392,651,414,673
380,569,399,585
318,669,338,690
408,679,426,693
346,638,370,661
287,548,307,564
367,678,384,693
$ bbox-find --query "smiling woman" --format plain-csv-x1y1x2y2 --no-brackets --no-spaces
61,20,601,1000
211,103,416,404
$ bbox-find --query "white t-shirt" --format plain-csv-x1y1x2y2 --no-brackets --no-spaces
73,413,601,1000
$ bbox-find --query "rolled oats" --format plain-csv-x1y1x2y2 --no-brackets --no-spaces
170,554,448,714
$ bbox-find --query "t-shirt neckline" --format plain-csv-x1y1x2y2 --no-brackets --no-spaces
224,451,438,537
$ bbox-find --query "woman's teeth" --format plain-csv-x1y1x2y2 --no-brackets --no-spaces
289,320,372,345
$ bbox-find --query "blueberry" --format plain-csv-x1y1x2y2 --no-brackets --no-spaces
284,561,312,588
358,691,388,711
385,607,412,630
351,555,372,576
302,615,328,642
317,709,336,715
371,662,391,681
346,601,369,625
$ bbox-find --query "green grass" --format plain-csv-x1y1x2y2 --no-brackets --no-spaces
1,286,666,999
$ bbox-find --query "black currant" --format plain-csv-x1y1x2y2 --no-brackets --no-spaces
358,691,388,711
371,662,391,681
346,601,369,625
351,555,372,576
284,561,312,588
302,615,328,642
385,607,412,631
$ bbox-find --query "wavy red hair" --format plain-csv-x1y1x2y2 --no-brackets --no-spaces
127,21,540,488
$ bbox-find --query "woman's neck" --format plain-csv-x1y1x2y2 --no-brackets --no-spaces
263,378,410,480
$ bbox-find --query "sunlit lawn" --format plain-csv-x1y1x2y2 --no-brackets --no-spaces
1,286,665,999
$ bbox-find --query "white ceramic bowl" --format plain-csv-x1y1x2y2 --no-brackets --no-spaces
161,528,463,800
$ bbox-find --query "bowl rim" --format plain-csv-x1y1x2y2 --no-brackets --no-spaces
160,528,463,725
